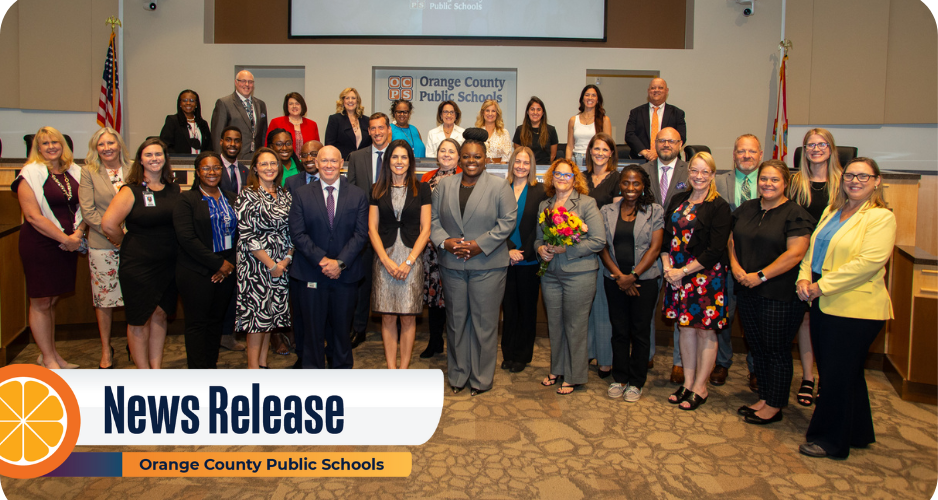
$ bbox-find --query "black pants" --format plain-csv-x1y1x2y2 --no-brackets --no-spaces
604,277,657,388
500,264,540,364
427,305,446,349
806,300,884,458
294,278,356,369
737,292,805,408
176,266,236,369
352,246,374,334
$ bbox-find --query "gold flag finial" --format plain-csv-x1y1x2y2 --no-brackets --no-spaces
779,39,792,55
105,16,122,33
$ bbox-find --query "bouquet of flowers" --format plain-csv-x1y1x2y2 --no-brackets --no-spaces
536,206,587,277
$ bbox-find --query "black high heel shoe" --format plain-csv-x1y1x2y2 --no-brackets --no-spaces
126,345,133,362
99,346,115,369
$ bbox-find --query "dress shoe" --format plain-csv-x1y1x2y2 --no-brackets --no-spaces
648,359,654,370
744,410,783,425
219,335,246,351
501,360,511,370
598,368,612,379
799,442,828,458
737,405,757,417
709,365,728,386
509,361,526,373
350,330,367,349
420,343,443,358
669,365,685,384
748,372,759,393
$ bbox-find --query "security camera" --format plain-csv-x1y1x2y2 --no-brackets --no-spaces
146,0,157,11
743,7,753,16
737,0,754,17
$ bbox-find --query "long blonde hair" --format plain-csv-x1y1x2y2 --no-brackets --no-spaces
687,152,720,202
26,126,73,168
334,87,364,117
506,147,538,186
85,127,130,173
788,128,843,208
829,157,888,211
474,99,506,132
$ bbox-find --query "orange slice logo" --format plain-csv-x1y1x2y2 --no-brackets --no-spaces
0,365,80,478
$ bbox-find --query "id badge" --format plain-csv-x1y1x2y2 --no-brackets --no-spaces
223,234,232,250
143,193,156,207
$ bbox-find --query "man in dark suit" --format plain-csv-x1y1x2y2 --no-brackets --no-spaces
289,145,369,369
625,78,687,161
641,126,689,385
285,140,323,196
217,126,248,352
345,112,392,348
211,70,268,161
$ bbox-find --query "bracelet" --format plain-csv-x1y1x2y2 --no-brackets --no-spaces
681,267,688,276
284,254,293,261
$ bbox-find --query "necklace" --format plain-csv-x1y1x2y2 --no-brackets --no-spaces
50,171,73,200
810,181,826,191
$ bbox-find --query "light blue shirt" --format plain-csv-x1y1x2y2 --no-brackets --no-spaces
391,123,426,157
811,208,852,275
734,168,759,207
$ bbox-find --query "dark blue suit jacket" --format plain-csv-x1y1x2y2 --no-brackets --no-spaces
284,171,317,197
289,178,369,284
219,160,249,194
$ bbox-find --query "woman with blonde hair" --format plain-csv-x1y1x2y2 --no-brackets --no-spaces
660,151,732,410
475,99,513,162
79,127,131,369
324,87,371,159
786,128,843,407
12,127,84,369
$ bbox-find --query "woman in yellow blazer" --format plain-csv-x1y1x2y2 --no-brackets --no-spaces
794,157,895,460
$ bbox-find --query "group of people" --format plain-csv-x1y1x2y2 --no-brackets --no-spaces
15,72,895,461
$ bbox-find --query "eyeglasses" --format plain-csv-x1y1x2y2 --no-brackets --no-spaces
552,172,574,181
394,110,411,115
256,161,279,168
299,152,319,159
805,142,829,150
688,169,713,177
236,79,254,85
180,98,196,104
272,141,293,149
199,165,223,172
656,139,680,146
441,110,456,116
843,173,876,182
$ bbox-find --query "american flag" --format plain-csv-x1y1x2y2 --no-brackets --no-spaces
96,32,122,133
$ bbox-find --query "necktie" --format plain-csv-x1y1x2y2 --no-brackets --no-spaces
375,150,383,182
659,165,670,205
326,186,335,229
650,105,660,150
741,177,751,202
229,164,240,192
242,97,255,132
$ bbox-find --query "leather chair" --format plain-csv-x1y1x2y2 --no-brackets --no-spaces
615,144,631,161
683,145,711,159
24,134,75,157
792,146,858,169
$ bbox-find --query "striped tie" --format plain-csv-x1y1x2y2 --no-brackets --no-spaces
326,186,335,229
741,177,751,202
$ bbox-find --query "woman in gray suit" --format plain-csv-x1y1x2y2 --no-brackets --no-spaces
430,128,517,396
536,159,606,394
79,127,131,369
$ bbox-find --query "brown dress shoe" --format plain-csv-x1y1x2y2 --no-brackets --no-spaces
648,359,654,370
670,365,685,384
709,365,728,386
749,372,759,393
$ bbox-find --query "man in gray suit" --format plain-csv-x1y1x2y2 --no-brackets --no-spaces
345,112,392,348
641,126,688,384
211,70,268,161
431,131,517,395
711,133,762,389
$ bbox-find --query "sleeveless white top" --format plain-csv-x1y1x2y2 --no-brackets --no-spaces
572,115,595,155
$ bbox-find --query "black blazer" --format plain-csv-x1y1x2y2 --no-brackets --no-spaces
324,112,372,160
173,187,238,276
624,103,687,159
506,182,547,263
372,182,431,249
160,114,213,154
664,190,731,270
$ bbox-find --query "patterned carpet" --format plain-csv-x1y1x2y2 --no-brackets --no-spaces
1,329,936,499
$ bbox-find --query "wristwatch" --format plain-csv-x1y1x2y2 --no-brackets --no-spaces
337,260,347,271
405,258,414,266
757,270,767,282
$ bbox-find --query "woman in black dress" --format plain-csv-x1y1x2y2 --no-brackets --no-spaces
369,140,432,369
102,138,180,369
585,132,620,379
512,96,558,165
729,160,814,424
13,127,84,369
159,89,213,155
173,152,238,369
786,128,843,406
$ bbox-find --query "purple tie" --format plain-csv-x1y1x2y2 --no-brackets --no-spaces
659,166,670,204
326,186,335,229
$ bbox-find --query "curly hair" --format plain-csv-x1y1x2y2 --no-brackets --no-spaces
619,164,656,212
543,158,588,198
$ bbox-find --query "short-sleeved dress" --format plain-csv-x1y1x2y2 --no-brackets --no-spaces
663,201,727,330
371,186,427,315
235,187,293,333
15,172,80,298
119,183,181,325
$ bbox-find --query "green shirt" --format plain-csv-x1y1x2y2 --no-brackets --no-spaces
734,168,759,207
281,158,299,186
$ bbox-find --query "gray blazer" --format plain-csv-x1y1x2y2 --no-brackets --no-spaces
534,190,606,274
346,146,376,200
600,200,665,280
210,92,268,161
642,158,688,209
431,171,517,271
714,171,738,211
79,163,131,250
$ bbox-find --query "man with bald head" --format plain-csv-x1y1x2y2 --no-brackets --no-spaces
289,145,369,369
625,77,687,161
211,70,268,161
285,140,323,196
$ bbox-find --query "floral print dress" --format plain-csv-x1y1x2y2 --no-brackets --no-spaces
663,201,727,330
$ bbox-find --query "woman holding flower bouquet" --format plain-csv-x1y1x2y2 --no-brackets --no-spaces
536,159,606,394
660,152,732,410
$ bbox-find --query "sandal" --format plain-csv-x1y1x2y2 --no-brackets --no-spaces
557,383,580,395
541,374,561,387
797,379,815,407
679,391,708,411
274,332,293,356
668,386,690,405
